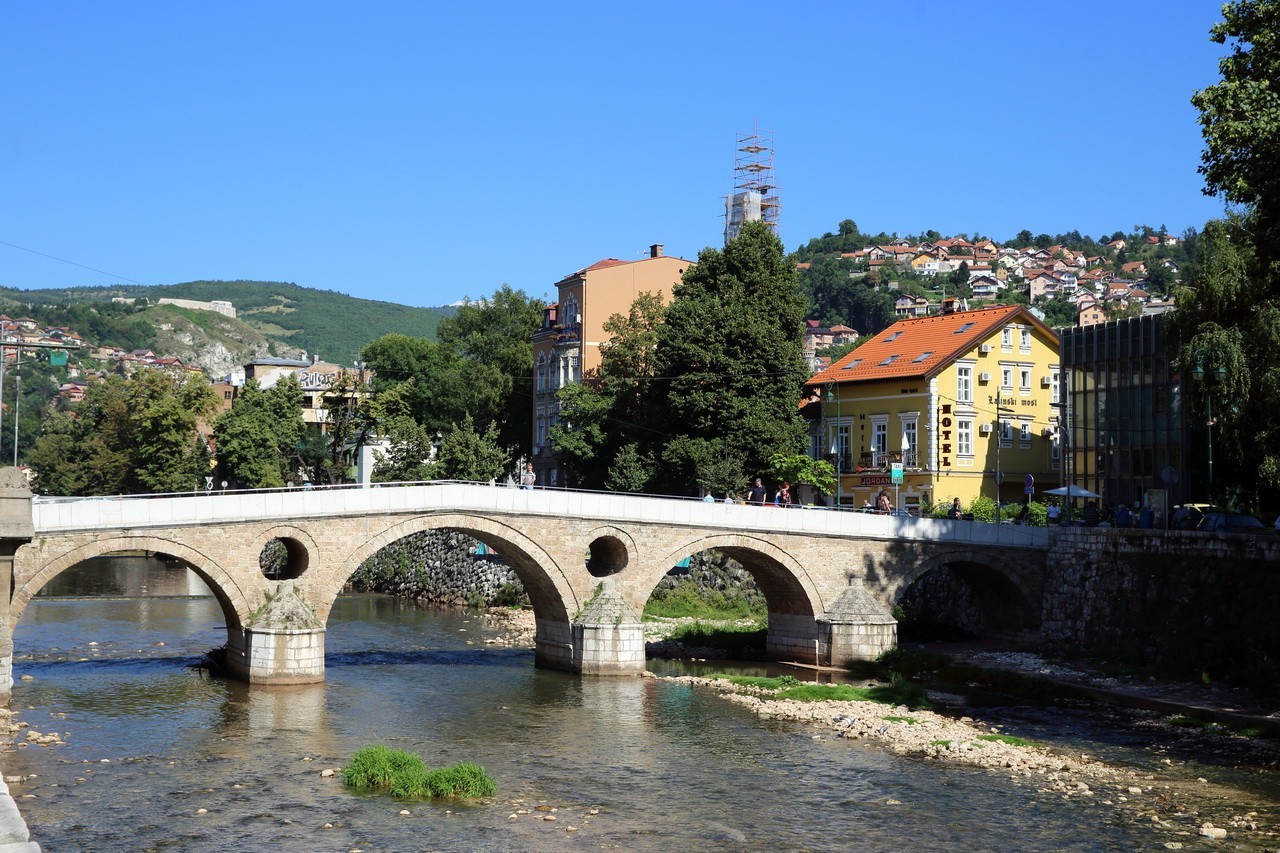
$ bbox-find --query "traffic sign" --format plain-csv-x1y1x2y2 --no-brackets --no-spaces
890,462,903,484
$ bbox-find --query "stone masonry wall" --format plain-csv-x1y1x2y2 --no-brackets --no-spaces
1041,529,1280,697
346,530,525,607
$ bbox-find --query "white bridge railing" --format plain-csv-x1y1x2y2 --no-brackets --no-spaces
32,481,1051,549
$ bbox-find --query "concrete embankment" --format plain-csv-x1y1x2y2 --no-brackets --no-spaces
0,776,38,851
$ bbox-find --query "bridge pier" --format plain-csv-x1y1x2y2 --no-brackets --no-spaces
0,471,34,702
532,586,646,676
228,582,326,685
817,581,897,666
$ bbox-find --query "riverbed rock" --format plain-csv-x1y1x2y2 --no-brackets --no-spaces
1198,823,1226,840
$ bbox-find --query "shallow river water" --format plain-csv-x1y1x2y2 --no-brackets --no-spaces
0,558,1243,851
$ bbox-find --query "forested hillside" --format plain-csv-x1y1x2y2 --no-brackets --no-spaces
0,280,447,364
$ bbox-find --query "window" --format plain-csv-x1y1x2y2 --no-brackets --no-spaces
1002,327,1012,348
842,359,862,370
836,424,850,470
879,355,900,366
536,356,548,393
955,322,975,334
901,416,919,466
1020,368,1031,391
1020,328,1031,351
885,331,902,342
536,410,546,446
1000,419,1013,447
871,415,888,464
1019,420,1031,446
958,419,973,456
1002,367,1013,388
1051,368,1060,404
912,351,933,363
957,365,972,403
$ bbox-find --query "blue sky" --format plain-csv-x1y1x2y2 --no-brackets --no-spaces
3,2,1231,308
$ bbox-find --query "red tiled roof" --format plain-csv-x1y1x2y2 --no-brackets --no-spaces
805,305,1057,389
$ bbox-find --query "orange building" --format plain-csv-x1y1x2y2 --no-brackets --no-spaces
531,244,693,487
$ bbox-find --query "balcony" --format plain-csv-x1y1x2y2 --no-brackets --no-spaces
834,449,921,473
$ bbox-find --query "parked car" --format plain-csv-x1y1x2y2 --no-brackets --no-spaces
1196,510,1274,535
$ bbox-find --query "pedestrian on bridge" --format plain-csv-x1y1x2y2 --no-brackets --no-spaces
748,478,767,505
521,463,536,490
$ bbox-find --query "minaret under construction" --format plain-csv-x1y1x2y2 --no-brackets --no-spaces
724,128,780,245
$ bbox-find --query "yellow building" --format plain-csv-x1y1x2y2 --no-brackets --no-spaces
804,304,1062,512
531,244,694,487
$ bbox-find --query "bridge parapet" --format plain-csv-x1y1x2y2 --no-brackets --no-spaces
32,483,1051,551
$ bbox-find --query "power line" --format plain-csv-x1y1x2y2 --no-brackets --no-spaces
0,240,149,287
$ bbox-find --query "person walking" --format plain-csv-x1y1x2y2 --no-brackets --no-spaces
748,478,767,505
876,490,892,514
1082,499,1101,527
1046,499,1061,525
947,497,963,519
775,482,793,508
521,463,536,490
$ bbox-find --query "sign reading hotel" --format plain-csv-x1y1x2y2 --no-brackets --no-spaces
938,403,952,467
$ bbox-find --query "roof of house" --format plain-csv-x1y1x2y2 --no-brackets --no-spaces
805,305,1057,389
552,254,692,287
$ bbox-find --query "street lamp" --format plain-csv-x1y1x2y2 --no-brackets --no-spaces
1190,357,1227,505
825,381,841,508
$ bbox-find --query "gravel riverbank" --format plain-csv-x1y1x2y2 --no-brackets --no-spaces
481,610,1279,847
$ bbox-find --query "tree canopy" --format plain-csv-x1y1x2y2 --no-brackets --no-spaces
1175,1,1280,505
30,369,217,496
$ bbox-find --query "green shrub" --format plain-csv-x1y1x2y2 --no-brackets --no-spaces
343,746,496,799
343,744,427,791
422,762,497,798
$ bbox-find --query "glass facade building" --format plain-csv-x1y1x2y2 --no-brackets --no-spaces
1061,314,1194,511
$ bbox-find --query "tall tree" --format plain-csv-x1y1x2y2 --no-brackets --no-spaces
549,292,667,490
1176,1,1280,504
433,413,509,482
436,285,546,457
361,334,503,437
29,369,216,496
651,220,810,493
213,377,305,488
1191,0,1280,289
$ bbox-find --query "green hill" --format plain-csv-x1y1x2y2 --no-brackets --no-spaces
0,280,447,365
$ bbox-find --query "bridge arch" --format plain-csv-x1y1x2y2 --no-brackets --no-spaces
889,548,1042,642
327,513,578,624
12,535,253,633
645,533,824,616
642,533,827,663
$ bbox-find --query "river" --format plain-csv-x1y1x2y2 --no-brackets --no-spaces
0,556,1246,851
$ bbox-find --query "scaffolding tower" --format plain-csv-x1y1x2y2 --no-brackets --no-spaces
724,127,780,245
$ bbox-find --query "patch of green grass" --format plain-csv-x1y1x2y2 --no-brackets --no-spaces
644,582,766,621
706,673,800,690
931,739,952,747
707,671,934,710
977,733,1039,748
775,683,875,702
667,621,768,651
343,746,496,799
882,715,919,724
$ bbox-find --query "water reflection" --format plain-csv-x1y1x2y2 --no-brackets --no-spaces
5,570,1163,851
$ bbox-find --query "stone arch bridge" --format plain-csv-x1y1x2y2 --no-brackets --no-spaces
0,479,1054,697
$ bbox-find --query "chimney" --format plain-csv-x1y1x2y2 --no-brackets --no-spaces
650,244,664,258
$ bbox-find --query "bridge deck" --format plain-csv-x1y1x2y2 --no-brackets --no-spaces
32,483,1049,549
